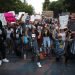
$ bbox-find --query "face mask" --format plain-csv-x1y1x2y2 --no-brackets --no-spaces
32,34,36,38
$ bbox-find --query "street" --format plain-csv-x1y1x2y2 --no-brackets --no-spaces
0,54,75,75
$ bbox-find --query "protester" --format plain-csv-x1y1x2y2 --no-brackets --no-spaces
22,29,29,59
15,28,22,58
42,25,51,56
55,33,64,61
0,12,73,67
0,20,9,66
31,28,42,67
6,27,12,54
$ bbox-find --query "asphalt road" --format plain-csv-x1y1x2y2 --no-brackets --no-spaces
0,54,75,75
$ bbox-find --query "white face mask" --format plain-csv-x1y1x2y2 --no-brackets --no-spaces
32,34,36,38
0,29,2,34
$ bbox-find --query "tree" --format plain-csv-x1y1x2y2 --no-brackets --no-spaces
43,0,50,11
43,0,75,17
0,0,34,15
64,0,75,12
49,0,65,12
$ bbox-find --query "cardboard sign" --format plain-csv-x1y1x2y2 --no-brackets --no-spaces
59,15,69,28
0,13,7,26
42,11,54,17
4,12,16,23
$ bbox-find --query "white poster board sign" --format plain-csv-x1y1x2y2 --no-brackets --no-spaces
59,15,69,28
16,12,26,22
35,15,42,20
0,13,7,26
30,15,36,22
24,13,28,21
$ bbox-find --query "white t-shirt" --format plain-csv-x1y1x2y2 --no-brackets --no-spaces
16,34,19,38
7,30,12,39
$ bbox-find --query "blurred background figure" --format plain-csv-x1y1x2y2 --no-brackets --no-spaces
0,20,9,66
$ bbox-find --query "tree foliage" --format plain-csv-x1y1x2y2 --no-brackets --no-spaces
0,0,34,15
43,0,50,11
43,0,75,17
64,0,75,12
49,0,65,13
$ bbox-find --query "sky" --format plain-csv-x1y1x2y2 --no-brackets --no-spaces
21,0,58,14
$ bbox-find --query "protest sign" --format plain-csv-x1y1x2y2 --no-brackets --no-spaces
35,15,42,20
16,12,28,22
30,15,36,22
8,11,15,16
4,12,16,23
59,15,69,29
19,12,25,21
16,12,25,20
23,13,28,22
42,11,54,17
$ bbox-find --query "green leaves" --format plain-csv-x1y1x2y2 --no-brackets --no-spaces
64,0,75,12
43,0,50,11
43,0,73,17
0,0,33,15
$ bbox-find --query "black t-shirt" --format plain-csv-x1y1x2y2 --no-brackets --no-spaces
43,30,50,37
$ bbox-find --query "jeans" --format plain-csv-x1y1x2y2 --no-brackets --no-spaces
55,39,64,58
43,37,51,53
43,37,50,48
32,39,39,54
32,39,41,62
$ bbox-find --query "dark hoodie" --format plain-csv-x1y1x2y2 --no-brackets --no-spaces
0,20,6,46
0,20,2,29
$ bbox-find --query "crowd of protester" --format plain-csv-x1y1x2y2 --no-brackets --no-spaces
0,15,75,67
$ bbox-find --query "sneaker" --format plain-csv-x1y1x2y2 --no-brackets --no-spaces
37,62,42,68
2,58,9,63
0,60,2,66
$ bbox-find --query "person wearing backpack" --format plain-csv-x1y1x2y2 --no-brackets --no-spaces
22,29,29,59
